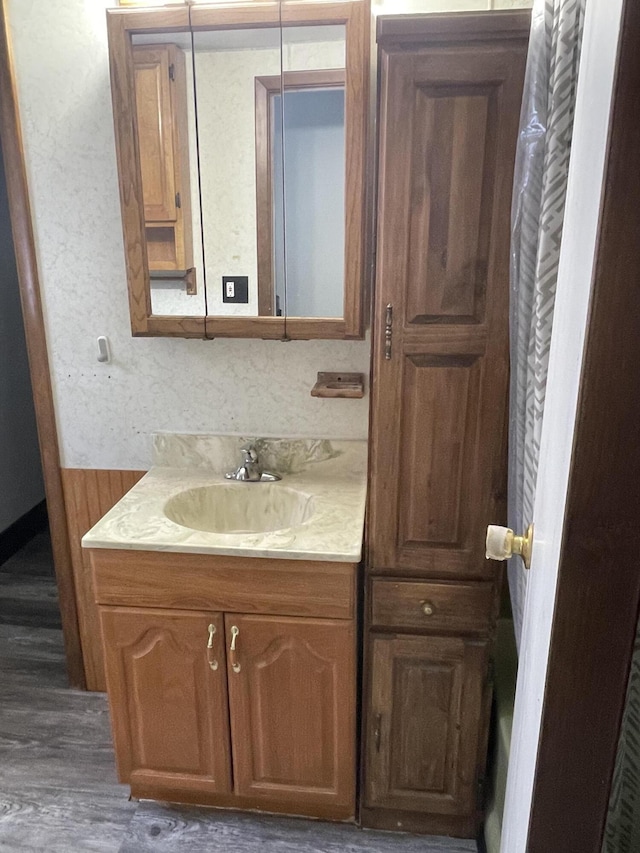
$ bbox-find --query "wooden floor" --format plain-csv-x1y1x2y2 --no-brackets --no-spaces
0,530,478,852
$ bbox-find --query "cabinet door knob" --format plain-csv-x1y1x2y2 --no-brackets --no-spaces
230,625,241,673
421,601,435,617
206,623,218,671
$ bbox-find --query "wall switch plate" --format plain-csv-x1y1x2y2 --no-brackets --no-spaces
222,276,249,304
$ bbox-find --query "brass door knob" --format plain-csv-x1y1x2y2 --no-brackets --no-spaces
486,524,534,570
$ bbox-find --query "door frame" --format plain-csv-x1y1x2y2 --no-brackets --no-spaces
0,0,85,687
520,0,640,847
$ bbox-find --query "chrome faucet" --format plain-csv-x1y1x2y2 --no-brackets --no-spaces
225,444,281,482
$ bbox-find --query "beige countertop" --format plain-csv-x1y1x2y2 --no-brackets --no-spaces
82,435,367,563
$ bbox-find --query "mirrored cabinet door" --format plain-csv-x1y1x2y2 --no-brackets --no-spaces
276,0,368,338
279,24,346,320
191,25,285,334
131,32,206,320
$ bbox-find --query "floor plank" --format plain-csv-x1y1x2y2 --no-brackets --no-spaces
0,785,135,853
119,803,477,853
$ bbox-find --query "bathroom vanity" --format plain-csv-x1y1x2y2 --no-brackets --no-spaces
83,437,366,821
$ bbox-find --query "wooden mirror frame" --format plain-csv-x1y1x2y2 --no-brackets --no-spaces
107,0,369,340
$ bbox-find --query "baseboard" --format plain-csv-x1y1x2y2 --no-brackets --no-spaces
0,499,48,566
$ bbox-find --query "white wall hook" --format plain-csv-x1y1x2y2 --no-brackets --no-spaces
97,336,111,364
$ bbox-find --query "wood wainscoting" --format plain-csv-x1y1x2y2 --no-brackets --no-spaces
62,469,145,691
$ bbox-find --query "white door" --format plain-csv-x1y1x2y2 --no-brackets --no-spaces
499,2,624,850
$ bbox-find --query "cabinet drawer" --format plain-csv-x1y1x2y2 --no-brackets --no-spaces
370,580,493,634
90,549,356,620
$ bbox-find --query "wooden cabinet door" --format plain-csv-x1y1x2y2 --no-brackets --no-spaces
225,614,356,819
101,607,232,798
364,634,489,817
133,45,178,223
368,40,526,579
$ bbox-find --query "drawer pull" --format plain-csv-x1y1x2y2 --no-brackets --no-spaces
421,600,435,617
230,625,241,673
206,623,218,671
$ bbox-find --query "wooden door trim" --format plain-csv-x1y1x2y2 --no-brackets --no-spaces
0,0,85,687
526,1,640,849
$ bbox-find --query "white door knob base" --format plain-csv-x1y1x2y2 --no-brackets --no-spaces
486,524,533,570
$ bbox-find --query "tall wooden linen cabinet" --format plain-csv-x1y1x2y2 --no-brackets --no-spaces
362,12,529,838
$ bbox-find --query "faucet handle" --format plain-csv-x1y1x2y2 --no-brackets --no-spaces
240,444,258,463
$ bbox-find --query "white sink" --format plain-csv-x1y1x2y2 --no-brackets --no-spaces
163,483,315,534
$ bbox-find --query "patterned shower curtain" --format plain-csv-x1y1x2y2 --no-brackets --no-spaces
508,0,585,644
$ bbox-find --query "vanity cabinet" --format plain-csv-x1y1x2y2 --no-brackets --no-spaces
92,548,357,820
362,11,529,838
132,44,194,280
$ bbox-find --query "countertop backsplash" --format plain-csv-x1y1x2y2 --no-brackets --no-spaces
152,433,361,476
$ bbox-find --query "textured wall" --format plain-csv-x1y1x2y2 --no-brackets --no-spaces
0,155,45,531
7,0,370,471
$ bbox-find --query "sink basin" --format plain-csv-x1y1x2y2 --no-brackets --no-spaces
163,484,315,534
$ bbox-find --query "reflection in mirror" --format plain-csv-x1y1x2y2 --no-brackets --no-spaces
191,28,284,319
279,25,346,319
131,32,206,317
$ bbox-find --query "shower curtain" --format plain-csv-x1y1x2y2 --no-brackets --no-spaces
508,0,585,644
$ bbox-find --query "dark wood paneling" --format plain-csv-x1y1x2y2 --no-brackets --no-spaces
527,2,640,850
365,634,488,820
101,607,232,796
370,579,494,635
62,469,145,691
225,614,356,819
0,0,85,688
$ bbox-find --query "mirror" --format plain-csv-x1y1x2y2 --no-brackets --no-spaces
107,1,368,339
131,31,206,319
191,27,285,320
278,25,346,319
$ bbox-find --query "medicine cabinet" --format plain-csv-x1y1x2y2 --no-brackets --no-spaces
107,1,369,339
